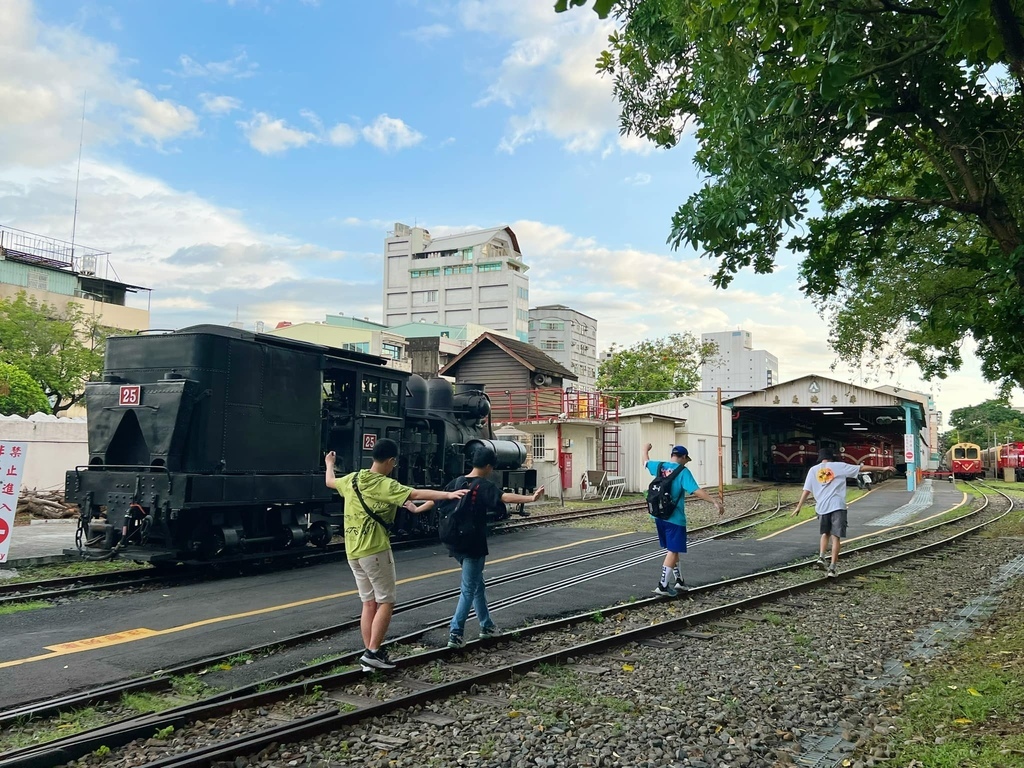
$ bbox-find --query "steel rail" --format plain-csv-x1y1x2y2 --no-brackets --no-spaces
1,484,1002,768
95,485,1012,768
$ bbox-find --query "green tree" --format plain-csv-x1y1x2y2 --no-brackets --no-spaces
0,292,115,414
0,362,51,417
596,333,716,407
559,0,1024,391
941,398,1024,447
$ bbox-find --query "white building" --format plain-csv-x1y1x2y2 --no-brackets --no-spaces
382,223,530,342
701,329,779,399
614,397,733,492
528,305,598,391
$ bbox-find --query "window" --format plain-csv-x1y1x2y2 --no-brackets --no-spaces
477,262,501,272
361,377,380,414
461,247,474,261
528,320,535,331
443,265,473,276
410,268,440,278
541,340,565,351
342,342,370,354
517,309,530,321
27,270,49,291
517,287,529,300
540,320,565,331
412,290,438,305
380,380,400,416
532,432,546,460
382,342,402,360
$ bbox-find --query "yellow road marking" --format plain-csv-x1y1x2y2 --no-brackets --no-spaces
0,531,633,670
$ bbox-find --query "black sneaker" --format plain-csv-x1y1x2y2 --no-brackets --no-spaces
673,580,689,593
480,625,503,639
653,582,678,598
359,648,396,670
447,633,465,649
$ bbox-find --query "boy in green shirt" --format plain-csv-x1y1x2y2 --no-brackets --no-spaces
326,438,467,670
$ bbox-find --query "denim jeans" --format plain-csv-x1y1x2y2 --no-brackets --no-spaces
449,554,493,635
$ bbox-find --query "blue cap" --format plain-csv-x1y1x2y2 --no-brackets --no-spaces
671,445,689,457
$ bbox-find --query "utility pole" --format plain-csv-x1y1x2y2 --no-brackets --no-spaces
717,387,724,506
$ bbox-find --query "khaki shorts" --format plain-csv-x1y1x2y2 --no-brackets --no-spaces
348,550,397,604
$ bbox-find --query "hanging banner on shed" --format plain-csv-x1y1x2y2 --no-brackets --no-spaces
0,442,28,563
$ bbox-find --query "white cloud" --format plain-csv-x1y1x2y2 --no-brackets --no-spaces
624,172,651,186
199,93,242,114
328,122,359,147
238,112,317,154
459,0,657,154
127,89,199,142
0,0,198,166
173,51,258,80
404,23,451,42
361,114,425,151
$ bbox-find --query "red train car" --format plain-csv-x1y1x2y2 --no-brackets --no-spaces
981,441,1024,481
840,438,896,481
770,440,819,482
942,442,983,480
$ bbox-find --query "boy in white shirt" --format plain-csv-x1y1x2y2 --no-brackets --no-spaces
791,447,863,577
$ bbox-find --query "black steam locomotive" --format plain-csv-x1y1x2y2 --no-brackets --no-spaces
65,325,535,564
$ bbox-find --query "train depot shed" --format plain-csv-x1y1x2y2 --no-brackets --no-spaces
724,375,930,491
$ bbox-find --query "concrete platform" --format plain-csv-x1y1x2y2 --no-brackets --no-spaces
1,520,77,570
0,479,972,709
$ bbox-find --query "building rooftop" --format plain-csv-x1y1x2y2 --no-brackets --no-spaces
440,331,577,380
418,226,521,256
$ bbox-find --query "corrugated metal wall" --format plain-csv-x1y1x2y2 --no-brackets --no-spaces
0,261,78,297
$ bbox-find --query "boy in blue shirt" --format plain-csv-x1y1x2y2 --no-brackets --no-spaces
644,443,724,596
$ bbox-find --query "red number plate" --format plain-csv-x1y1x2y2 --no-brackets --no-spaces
119,385,141,406
362,433,377,451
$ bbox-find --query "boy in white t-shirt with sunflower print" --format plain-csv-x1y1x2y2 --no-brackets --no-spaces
791,447,863,577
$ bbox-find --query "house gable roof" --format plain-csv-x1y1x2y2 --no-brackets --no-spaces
438,332,578,380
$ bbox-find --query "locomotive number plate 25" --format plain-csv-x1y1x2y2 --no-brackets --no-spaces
119,385,141,406
362,433,377,451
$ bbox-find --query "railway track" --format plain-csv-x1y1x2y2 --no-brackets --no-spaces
0,483,1008,767
0,490,777,737
0,486,777,607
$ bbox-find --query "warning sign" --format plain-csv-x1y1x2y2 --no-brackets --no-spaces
0,441,28,563
903,434,915,463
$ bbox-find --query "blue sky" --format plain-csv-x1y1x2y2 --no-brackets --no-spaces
0,0,1014,421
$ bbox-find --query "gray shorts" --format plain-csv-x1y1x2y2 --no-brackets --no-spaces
818,510,848,538
348,550,397,604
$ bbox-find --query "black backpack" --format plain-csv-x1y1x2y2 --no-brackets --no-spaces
437,478,485,549
646,463,685,519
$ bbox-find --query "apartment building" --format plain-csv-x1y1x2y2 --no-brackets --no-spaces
0,225,150,332
528,304,598,391
382,223,530,342
700,329,779,399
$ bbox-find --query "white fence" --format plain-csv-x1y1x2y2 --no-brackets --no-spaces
0,413,88,492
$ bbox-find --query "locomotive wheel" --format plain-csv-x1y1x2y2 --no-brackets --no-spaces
307,521,331,549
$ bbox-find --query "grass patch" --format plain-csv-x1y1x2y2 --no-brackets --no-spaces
227,653,253,665
867,573,909,595
120,691,173,714
1,560,149,584
0,708,108,753
750,506,817,538
876,589,1024,767
306,654,340,667
168,674,209,699
0,600,52,616
524,665,636,716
